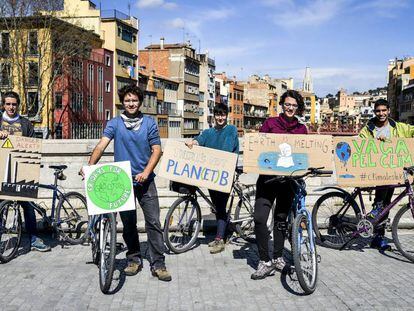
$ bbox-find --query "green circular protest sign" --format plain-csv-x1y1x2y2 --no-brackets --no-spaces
87,165,132,210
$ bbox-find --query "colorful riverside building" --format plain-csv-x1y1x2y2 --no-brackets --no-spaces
55,0,139,115
0,15,112,138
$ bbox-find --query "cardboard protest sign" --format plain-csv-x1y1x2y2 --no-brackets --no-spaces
0,136,42,201
243,133,333,175
158,140,238,193
334,137,414,187
83,161,136,215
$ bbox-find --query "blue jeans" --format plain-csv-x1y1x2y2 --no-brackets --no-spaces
119,180,166,269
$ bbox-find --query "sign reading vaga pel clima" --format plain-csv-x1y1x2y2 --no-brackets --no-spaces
158,140,238,193
83,161,136,215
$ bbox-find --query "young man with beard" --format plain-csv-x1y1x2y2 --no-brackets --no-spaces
0,91,50,252
359,99,414,250
82,85,171,281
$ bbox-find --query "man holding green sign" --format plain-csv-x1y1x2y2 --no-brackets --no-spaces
82,84,171,282
359,98,414,250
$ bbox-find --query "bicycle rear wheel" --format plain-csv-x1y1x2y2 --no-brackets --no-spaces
312,191,360,249
392,204,414,262
163,196,201,254
292,213,318,295
234,188,256,242
99,213,116,294
0,201,22,263
56,192,88,244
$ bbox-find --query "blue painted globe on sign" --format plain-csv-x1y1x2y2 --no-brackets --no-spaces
335,142,351,163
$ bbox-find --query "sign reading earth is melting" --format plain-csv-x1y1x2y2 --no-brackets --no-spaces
334,137,414,187
158,140,238,193
83,161,136,215
243,133,333,175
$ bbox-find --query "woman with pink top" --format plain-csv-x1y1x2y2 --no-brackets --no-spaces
251,90,308,280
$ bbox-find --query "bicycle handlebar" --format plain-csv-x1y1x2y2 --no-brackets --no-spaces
264,167,333,184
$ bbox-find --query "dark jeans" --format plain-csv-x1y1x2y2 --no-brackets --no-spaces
373,187,394,236
254,175,295,262
119,180,166,269
0,200,37,240
208,190,230,239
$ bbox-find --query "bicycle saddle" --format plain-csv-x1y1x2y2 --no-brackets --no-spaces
49,165,68,171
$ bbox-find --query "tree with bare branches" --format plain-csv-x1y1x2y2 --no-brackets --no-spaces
0,0,101,137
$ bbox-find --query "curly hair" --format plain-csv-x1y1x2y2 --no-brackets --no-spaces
279,90,305,116
118,84,144,104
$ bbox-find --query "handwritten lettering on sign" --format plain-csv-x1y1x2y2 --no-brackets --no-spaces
0,135,42,201
243,133,333,175
158,140,238,193
334,137,414,186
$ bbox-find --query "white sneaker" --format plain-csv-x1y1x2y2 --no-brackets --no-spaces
251,260,275,280
272,257,286,271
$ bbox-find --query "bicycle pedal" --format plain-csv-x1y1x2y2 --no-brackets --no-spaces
317,254,322,263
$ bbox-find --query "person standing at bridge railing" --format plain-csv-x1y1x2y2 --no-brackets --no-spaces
0,91,50,252
251,90,308,280
359,98,414,251
185,103,239,254
81,84,171,282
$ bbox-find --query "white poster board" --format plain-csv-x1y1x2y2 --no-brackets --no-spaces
158,140,238,193
83,161,136,215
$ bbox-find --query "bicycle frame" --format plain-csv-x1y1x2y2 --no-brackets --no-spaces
291,179,316,253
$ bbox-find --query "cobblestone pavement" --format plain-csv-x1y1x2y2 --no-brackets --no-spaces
1,233,413,311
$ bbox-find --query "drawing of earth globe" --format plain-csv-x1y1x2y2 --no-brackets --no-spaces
335,142,351,163
94,173,125,203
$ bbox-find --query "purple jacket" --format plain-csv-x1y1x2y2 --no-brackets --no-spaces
259,114,308,134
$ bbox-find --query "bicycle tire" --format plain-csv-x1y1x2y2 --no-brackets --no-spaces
292,213,318,295
163,196,201,254
56,191,88,244
234,188,256,242
0,201,22,263
312,191,360,249
99,213,116,294
392,204,414,263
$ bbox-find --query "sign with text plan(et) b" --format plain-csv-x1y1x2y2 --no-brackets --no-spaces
158,140,238,193
83,161,136,216
0,135,42,201
243,133,333,176
334,137,414,187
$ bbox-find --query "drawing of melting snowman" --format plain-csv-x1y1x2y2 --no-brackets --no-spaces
276,143,294,168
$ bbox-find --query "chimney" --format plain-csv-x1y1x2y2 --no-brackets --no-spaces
160,37,164,49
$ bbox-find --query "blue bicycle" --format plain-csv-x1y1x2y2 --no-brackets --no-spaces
265,167,332,294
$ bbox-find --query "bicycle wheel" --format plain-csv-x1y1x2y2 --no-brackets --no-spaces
234,188,256,242
292,213,318,295
99,213,116,294
312,191,360,249
392,204,414,262
0,201,22,263
56,191,88,244
163,196,201,254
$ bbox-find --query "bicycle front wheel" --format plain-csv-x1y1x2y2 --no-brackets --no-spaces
392,204,414,262
163,196,201,254
99,213,116,294
0,201,22,263
56,191,88,244
292,213,318,295
312,191,360,249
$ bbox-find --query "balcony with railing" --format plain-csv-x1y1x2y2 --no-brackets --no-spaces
101,9,139,29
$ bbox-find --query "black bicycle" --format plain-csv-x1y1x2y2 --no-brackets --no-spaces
0,165,88,263
163,166,268,253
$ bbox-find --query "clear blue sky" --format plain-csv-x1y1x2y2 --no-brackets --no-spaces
99,0,414,97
